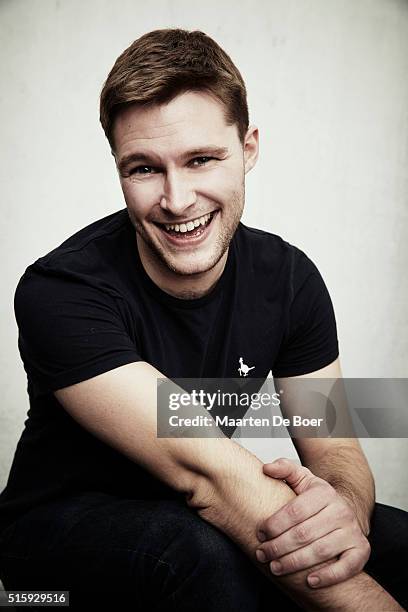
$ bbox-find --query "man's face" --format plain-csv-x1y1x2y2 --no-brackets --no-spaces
113,91,258,276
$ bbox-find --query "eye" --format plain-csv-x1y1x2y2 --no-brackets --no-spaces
190,156,216,167
129,165,157,175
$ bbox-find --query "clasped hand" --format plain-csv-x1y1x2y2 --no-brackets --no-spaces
256,458,371,588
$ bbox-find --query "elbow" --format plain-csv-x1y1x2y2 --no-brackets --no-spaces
184,472,217,511
162,459,216,511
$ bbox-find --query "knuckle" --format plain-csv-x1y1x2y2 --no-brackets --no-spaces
285,552,300,573
288,503,301,520
294,523,309,544
325,564,341,583
338,504,353,522
278,458,290,465
362,539,371,560
356,557,366,573
314,540,328,559
365,538,371,554
345,556,360,575
264,517,276,537
268,540,280,559
349,558,359,574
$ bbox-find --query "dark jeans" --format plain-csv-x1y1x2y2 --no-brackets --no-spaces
0,494,407,611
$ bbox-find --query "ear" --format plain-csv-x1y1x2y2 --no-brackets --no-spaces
243,125,259,174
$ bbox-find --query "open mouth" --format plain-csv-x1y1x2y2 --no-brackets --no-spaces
153,211,217,240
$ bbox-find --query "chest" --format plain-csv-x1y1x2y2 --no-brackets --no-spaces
130,290,286,379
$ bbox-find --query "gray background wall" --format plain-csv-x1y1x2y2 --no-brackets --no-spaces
1,0,407,513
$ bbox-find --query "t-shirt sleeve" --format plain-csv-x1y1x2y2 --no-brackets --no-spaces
272,251,339,378
14,266,143,399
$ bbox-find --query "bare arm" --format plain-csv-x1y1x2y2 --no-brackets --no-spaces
55,361,402,611
279,358,375,536
54,361,293,543
303,442,375,537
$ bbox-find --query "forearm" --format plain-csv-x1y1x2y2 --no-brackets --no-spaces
276,567,402,612
304,444,375,536
119,382,399,609
157,387,396,610
186,439,295,544
193,449,401,611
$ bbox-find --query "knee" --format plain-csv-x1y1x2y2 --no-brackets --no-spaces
150,501,249,576
368,503,408,563
183,515,243,570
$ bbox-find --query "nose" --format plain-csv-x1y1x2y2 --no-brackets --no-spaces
159,170,196,216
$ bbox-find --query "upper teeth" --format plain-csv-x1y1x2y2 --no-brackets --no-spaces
164,213,212,233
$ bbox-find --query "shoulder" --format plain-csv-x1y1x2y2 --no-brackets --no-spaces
15,208,132,302
32,207,130,269
234,222,321,291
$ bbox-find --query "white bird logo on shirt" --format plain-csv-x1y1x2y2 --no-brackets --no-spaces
238,357,255,377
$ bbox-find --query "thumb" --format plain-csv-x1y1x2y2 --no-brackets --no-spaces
263,458,313,494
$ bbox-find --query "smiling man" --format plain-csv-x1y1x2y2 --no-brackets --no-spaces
0,29,407,611
114,89,250,297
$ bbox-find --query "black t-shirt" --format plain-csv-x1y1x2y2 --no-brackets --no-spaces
0,208,339,535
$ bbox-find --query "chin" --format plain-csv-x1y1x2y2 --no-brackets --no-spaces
163,252,223,276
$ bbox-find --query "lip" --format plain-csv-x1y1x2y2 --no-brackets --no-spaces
153,211,216,227
154,211,218,247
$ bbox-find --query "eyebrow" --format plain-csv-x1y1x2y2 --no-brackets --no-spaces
117,146,229,174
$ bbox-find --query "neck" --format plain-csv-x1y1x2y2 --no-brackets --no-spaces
137,234,229,299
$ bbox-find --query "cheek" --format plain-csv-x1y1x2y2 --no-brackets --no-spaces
198,167,242,202
121,180,159,217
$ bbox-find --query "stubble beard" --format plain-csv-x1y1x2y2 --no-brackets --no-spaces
130,185,245,277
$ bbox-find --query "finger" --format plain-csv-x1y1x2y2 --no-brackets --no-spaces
263,459,314,494
257,504,341,561
307,546,370,588
259,483,333,539
262,528,351,576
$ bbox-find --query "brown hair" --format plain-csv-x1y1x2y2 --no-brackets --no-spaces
100,28,249,150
